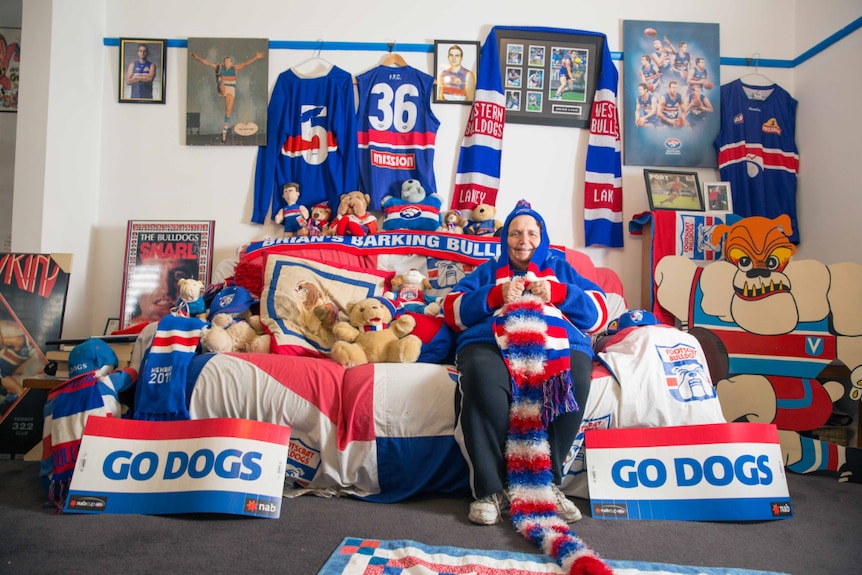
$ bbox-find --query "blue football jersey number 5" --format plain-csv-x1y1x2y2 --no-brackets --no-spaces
369,82,418,133
300,105,329,166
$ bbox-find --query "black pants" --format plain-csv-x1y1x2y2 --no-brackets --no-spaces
454,342,593,499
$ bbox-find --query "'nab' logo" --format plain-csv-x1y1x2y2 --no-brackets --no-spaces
243,497,280,517
771,501,792,517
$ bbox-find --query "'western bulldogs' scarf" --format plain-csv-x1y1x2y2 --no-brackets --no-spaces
494,202,612,575
452,26,623,248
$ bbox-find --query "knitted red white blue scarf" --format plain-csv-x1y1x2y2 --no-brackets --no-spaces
496,294,612,575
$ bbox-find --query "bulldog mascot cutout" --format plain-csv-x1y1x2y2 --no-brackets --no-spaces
655,214,862,483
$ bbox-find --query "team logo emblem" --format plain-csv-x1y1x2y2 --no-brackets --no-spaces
762,118,782,135
656,344,716,402
665,138,682,150
399,206,422,219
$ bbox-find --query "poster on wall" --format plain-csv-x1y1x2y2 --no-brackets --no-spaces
622,20,720,167
0,28,21,113
119,221,214,330
186,37,269,146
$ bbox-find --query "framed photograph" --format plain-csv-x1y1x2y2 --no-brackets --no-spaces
643,169,703,211
187,37,269,145
433,40,479,104
497,29,603,128
118,38,166,104
704,181,733,213
622,20,721,167
103,318,120,336
119,220,215,330
0,28,21,112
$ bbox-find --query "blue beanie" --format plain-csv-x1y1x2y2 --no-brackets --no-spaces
68,339,118,377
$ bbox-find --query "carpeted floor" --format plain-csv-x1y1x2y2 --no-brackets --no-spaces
0,458,860,574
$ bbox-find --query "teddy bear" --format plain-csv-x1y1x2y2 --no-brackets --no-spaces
384,269,438,315
273,182,309,237
438,209,467,234
199,286,271,354
297,201,333,237
174,278,207,319
381,179,442,232
464,203,503,236
330,296,422,368
330,191,378,236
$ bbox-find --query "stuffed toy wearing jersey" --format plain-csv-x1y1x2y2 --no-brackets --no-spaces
298,201,333,237
330,297,422,368
384,269,437,315
273,183,309,237
381,179,442,231
331,191,377,236
464,203,503,236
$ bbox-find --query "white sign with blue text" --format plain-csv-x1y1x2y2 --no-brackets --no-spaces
65,416,290,517
586,422,791,521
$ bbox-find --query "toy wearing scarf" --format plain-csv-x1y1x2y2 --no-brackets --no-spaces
444,200,613,575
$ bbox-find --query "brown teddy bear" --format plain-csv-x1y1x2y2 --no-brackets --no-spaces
330,296,421,368
464,203,503,236
438,209,467,234
298,201,333,237
331,191,378,236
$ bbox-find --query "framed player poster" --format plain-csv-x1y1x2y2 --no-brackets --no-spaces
622,20,720,167
119,220,214,330
496,29,603,128
186,37,269,146
433,40,479,104
118,38,167,104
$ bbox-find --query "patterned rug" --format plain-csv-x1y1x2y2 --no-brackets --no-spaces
318,538,790,575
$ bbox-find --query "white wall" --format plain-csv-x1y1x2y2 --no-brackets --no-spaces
14,0,858,338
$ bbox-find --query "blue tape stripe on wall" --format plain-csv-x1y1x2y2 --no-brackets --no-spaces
104,16,862,69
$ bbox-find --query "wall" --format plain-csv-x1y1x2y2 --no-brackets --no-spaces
0,0,21,251
12,0,859,338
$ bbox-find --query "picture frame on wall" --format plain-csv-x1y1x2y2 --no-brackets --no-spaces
433,40,480,104
704,181,733,213
0,28,21,112
118,38,167,104
119,220,215,330
496,29,603,128
644,169,703,211
186,37,269,145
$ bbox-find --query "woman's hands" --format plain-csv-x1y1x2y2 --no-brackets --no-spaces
502,279,551,304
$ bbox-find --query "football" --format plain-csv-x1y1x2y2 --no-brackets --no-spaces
704,81,714,90
644,28,658,38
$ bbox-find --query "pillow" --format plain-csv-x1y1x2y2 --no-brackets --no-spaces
260,254,392,356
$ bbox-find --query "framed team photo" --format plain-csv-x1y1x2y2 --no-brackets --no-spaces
118,38,166,104
704,181,733,213
433,40,479,104
496,29,603,128
644,169,704,211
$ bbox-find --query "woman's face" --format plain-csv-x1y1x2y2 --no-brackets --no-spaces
506,215,541,270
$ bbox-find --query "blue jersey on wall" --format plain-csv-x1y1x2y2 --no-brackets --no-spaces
252,66,358,223
356,64,440,209
715,80,800,242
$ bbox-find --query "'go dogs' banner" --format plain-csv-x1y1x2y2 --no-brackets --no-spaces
585,422,792,521
65,417,290,517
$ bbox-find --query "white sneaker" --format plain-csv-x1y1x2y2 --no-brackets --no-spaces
468,491,506,525
552,485,582,523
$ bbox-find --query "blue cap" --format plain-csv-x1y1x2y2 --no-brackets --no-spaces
606,309,660,335
68,339,118,377
208,285,258,319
